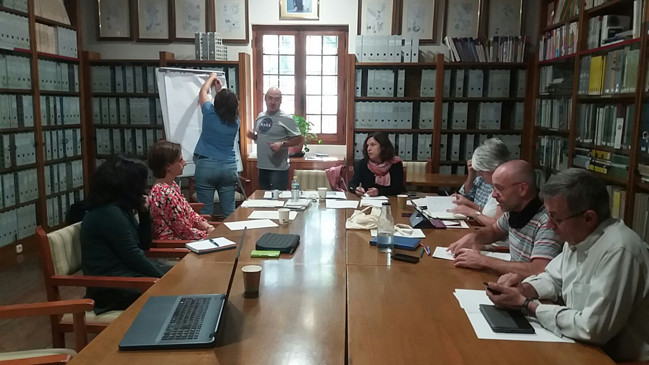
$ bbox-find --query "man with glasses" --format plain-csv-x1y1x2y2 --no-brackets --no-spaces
448,160,562,276
485,168,649,362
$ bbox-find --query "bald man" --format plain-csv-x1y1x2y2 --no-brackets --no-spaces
247,88,303,190
448,160,562,276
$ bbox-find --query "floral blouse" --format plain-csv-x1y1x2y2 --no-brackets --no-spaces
148,182,207,241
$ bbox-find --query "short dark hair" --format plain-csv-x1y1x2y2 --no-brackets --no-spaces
87,155,149,212
147,140,182,179
363,132,396,162
214,89,239,126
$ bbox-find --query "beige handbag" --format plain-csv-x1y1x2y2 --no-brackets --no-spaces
345,206,381,230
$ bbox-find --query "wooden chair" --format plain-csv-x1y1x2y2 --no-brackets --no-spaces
294,169,332,190
0,299,94,364
188,175,251,209
402,161,427,183
151,202,223,250
36,224,184,348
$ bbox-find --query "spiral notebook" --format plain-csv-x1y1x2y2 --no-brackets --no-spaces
185,237,237,254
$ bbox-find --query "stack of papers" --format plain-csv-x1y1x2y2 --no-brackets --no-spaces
224,219,278,231
360,196,388,207
240,200,286,208
326,200,359,209
248,210,298,221
326,191,347,199
453,289,573,343
432,247,512,261
285,199,311,209
186,237,237,254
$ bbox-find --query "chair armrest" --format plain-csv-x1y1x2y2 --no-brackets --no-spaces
50,275,157,292
189,202,205,213
0,354,73,364
238,175,251,184
0,299,94,319
152,239,189,249
146,248,189,258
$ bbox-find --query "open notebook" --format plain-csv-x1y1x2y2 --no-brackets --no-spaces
185,237,237,254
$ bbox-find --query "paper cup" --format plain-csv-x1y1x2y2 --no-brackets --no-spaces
397,194,408,208
242,265,262,297
317,187,327,200
278,208,290,225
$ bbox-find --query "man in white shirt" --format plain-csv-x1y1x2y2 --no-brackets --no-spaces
486,168,649,362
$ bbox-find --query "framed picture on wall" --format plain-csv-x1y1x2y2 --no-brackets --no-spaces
486,0,523,37
401,0,437,43
443,0,482,39
214,0,250,43
97,0,133,40
171,0,207,41
135,0,171,41
279,0,320,20
358,0,396,35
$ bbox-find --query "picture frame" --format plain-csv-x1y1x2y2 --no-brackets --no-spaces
443,0,482,39
358,0,397,35
214,0,250,44
171,0,207,41
135,0,171,41
486,0,523,37
279,0,320,20
97,0,133,40
401,0,438,43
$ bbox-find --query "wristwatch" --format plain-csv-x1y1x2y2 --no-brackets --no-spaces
521,298,532,316
473,210,482,220
281,141,287,147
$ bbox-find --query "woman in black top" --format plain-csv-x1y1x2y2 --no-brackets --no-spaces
349,132,404,197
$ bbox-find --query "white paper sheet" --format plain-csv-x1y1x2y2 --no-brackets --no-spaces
263,191,319,199
363,196,388,200
240,200,286,208
326,200,359,209
433,247,511,261
224,219,278,230
443,220,470,229
285,199,311,209
371,228,426,238
248,210,298,221
360,199,389,207
326,191,347,199
413,196,457,213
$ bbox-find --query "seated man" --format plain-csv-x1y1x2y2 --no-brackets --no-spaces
448,160,562,276
487,169,649,362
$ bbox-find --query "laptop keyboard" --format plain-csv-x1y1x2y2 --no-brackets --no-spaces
162,297,210,341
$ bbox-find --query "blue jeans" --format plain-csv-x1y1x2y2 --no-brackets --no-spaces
194,157,238,218
258,169,289,190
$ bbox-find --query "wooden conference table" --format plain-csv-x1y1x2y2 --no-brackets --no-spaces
68,192,614,365
407,172,467,188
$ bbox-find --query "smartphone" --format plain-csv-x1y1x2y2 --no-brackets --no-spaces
391,253,420,264
483,282,502,295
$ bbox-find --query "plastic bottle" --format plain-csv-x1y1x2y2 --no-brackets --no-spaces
376,202,394,253
291,176,300,202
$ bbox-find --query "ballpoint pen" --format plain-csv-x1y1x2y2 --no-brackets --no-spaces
420,248,425,258
209,238,219,247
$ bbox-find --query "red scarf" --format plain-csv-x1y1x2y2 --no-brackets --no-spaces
367,156,402,186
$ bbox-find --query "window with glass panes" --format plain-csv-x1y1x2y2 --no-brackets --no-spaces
253,26,348,144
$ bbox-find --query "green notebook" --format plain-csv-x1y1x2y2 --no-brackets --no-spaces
250,250,281,258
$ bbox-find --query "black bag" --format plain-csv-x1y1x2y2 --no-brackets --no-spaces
255,233,300,254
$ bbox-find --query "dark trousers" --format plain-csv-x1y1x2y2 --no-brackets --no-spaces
258,168,290,190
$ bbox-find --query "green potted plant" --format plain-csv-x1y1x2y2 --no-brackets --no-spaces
289,115,322,157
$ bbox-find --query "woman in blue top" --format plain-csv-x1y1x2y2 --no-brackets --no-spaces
195,73,240,218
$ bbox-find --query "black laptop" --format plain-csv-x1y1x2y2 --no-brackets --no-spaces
119,228,247,350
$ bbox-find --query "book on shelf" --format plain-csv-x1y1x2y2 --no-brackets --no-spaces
547,0,579,26
0,11,30,51
539,22,578,61
536,98,571,130
632,193,649,242
573,148,629,179
33,0,71,25
444,36,528,63
577,104,633,149
539,65,573,94
537,136,568,171
579,46,639,95
606,185,626,220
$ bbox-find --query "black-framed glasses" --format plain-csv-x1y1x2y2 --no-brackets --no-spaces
492,182,524,195
548,210,587,225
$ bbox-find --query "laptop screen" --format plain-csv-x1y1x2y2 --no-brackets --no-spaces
225,227,246,299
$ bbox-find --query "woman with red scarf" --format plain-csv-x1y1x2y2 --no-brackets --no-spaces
349,132,404,197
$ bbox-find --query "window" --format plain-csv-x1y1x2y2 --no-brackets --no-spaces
253,26,348,144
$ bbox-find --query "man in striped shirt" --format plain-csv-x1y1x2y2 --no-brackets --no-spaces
448,160,562,276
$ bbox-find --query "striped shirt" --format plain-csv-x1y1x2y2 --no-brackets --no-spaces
496,206,562,262
459,176,492,209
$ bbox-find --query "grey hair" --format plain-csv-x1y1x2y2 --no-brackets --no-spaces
471,138,511,172
539,168,611,223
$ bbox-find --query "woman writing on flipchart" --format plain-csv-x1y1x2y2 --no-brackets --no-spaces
194,73,240,218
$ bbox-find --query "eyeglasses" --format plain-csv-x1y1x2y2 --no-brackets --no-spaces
492,182,525,195
548,210,587,225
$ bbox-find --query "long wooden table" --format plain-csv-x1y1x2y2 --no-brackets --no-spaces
407,173,467,188
69,192,615,365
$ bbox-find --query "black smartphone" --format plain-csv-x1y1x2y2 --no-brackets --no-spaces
391,253,420,263
483,282,502,295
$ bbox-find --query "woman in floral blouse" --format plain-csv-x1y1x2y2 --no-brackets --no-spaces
147,141,215,240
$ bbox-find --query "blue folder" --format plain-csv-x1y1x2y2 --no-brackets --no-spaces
369,236,421,251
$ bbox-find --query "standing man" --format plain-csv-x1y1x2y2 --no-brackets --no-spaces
247,87,303,190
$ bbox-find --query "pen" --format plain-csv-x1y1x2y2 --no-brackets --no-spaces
425,246,431,256
209,238,219,247
420,248,424,258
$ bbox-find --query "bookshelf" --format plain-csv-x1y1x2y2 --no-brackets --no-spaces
530,0,649,232
346,53,532,176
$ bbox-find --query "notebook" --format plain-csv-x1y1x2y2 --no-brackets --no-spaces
369,236,421,251
185,237,237,254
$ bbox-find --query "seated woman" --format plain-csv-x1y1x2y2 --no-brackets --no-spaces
349,132,404,197
147,140,215,240
449,138,510,226
81,156,169,315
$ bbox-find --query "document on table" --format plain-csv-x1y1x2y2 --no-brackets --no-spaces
326,200,359,209
442,220,470,229
433,247,511,261
241,200,286,208
326,191,347,199
370,228,426,238
224,219,278,230
454,289,574,343
360,198,389,207
248,210,298,221
413,196,457,213
262,191,319,199
285,199,311,209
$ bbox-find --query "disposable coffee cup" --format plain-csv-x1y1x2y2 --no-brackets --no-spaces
271,189,280,199
397,194,408,208
242,265,262,297
278,208,290,225
317,187,327,200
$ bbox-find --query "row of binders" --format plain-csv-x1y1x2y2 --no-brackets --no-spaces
40,96,80,126
0,94,33,129
536,136,568,171
579,48,640,95
35,24,77,58
444,134,521,161
1,169,37,208
38,60,79,92
0,0,28,13
0,11,29,50
423,69,525,98
574,149,629,179
96,128,164,157
360,69,405,97
539,22,578,61
47,189,84,229
536,99,571,130
43,128,82,161
577,104,634,149
355,35,420,63
546,0,579,26
0,204,37,245
44,160,84,196
444,36,529,63
354,133,431,161
0,54,31,89
0,132,35,168
91,65,159,94
195,32,228,61
354,102,414,129
92,97,163,126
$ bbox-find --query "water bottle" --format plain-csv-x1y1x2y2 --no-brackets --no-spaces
376,202,394,253
291,176,300,202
